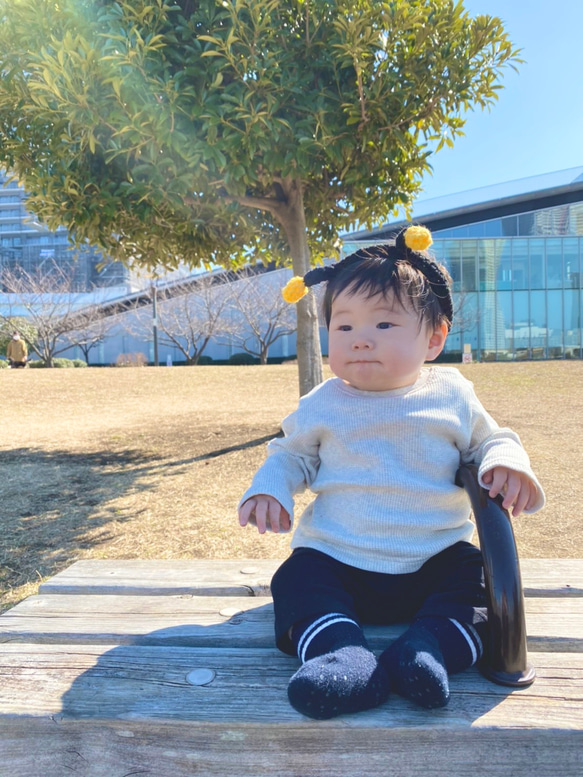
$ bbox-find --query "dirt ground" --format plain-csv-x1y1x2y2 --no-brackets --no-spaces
0,361,581,612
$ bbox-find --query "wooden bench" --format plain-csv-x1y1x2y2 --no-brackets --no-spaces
1,558,582,776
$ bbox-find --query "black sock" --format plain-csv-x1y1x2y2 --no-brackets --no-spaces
287,613,390,719
292,613,368,662
379,617,485,709
419,616,486,673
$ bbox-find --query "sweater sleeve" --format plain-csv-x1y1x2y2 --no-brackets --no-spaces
238,394,321,530
460,383,545,513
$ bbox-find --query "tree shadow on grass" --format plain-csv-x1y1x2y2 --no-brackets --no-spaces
0,429,285,611
0,447,163,610
151,431,283,469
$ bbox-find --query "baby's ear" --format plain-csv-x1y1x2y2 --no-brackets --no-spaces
425,322,448,362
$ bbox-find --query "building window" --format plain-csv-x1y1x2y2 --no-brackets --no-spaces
546,239,563,289
461,242,478,291
440,240,461,292
512,240,529,290
494,240,512,290
529,240,545,290
564,238,579,288
530,290,547,358
501,216,518,236
547,290,564,357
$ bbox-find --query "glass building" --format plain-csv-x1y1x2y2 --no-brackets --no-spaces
343,167,583,361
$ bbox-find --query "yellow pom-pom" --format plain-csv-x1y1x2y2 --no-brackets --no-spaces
282,276,308,303
404,225,433,252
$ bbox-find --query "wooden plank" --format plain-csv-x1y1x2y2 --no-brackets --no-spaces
2,720,582,777
517,558,583,597
38,558,583,597
0,644,581,776
0,643,581,728
2,594,582,652
0,593,404,647
39,559,275,597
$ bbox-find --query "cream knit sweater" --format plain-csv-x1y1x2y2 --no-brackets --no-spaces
240,367,545,574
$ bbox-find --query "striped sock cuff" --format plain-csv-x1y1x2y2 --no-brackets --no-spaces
448,618,484,666
296,613,360,664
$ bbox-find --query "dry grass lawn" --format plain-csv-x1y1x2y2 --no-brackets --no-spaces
1,361,581,612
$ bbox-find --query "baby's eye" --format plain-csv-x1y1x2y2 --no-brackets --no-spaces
338,325,352,331
377,322,393,329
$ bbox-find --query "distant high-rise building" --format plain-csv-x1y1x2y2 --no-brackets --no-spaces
0,171,128,290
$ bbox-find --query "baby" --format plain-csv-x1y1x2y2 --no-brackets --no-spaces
238,225,545,719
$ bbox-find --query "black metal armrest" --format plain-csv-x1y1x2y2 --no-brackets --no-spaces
456,465,536,687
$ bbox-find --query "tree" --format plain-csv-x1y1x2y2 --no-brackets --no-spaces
125,272,235,364
0,262,93,366
222,268,297,364
65,306,116,364
0,0,520,394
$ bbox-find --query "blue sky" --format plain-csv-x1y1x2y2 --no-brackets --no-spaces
416,0,583,201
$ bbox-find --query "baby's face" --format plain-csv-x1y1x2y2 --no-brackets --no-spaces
327,287,446,391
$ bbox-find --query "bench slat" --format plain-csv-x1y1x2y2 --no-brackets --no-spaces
38,558,275,597
1,594,582,652
2,720,582,777
38,558,583,597
0,643,581,728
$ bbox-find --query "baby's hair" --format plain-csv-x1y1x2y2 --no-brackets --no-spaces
282,226,453,331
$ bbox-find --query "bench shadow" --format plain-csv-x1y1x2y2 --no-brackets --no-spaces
56,602,520,726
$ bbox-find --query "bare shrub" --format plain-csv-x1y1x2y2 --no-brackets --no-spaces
115,352,148,368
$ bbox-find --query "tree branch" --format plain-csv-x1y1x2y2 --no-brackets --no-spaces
222,192,285,215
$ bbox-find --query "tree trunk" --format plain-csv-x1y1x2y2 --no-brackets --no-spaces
276,178,323,396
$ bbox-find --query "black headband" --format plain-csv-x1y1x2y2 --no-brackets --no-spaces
303,228,454,329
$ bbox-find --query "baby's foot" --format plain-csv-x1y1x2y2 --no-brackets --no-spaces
379,627,449,709
287,645,390,719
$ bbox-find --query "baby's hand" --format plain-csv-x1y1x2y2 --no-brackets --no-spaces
238,495,290,534
481,467,538,516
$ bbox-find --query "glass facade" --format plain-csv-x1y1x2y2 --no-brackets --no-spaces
342,202,583,361
432,233,582,360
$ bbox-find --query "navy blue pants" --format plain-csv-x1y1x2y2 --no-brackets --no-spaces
271,542,487,655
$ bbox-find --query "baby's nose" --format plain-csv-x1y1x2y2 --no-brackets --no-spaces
352,336,373,349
